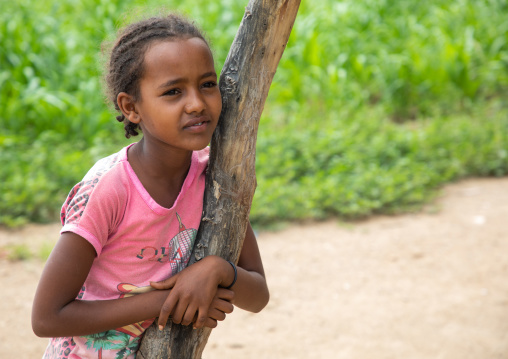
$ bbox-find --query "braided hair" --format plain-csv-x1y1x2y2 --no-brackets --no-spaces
104,14,209,138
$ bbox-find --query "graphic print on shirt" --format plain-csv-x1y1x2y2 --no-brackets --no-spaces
83,329,139,359
80,283,154,359
43,337,76,358
116,283,155,337
136,212,198,276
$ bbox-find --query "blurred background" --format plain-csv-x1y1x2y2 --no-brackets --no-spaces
2,1,508,357
1,0,507,228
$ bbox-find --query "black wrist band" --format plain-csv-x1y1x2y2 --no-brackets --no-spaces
225,260,237,289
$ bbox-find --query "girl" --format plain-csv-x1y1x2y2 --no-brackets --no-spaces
32,13,269,359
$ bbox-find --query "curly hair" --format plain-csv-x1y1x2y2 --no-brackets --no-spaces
104,14,209,138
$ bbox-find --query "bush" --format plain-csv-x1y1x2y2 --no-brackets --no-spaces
252,103,508,224
1,0,507,227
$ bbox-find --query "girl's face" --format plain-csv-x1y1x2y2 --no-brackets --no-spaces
132,37,222,153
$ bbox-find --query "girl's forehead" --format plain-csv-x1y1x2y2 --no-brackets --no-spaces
140,38,215,82
144,37,212,61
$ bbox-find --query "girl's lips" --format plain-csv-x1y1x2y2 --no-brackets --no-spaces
183,118,210,133
187,121,206,127
184,116,209,128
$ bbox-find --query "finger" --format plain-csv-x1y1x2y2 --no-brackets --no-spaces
150,274,178,290
193,306,209,330
200,318,217,329
170,300,189,325
216,288,235,302
212,298,234,314
207,308,226,322
181,304,198,326
158,295,178,330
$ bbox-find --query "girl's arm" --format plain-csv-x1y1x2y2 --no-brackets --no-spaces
31,232,226,337
226,222,269,312
151,222,269,329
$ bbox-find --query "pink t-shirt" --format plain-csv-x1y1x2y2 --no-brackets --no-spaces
43,144,209,359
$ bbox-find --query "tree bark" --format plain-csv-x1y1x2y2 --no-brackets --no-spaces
136,0,300,357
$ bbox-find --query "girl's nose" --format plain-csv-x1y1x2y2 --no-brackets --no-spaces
184,89,206,114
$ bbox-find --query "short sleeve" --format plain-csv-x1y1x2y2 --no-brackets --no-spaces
60,159,127,256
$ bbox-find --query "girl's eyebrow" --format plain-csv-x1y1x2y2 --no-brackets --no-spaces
200,71,218,79
157,72,217,89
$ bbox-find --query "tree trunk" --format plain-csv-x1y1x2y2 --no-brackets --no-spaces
136,0,300,357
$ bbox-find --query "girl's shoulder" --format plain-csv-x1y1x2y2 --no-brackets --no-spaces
61,145,131,223
194,146,210,171
184,146,209,188
83,145,130,182
60,145,133,248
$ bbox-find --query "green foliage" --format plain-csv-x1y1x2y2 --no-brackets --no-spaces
273,0,508,120
253,103,508,224
1,0,507,227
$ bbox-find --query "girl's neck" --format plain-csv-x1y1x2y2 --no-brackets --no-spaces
128,138,193,209
132,138,192,178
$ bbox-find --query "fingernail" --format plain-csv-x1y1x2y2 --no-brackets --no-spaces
159,325,164,331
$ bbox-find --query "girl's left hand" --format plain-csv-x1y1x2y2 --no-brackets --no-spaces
150,255,230,330
193,287,235,329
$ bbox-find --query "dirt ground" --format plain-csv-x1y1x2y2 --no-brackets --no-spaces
1,177,508,359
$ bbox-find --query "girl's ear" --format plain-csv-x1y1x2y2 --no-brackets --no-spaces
117,92,141,124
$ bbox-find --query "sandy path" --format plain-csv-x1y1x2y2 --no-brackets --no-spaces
1,177,507,358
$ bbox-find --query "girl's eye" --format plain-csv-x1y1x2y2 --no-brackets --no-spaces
164,88,180,96
202,81,217,89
